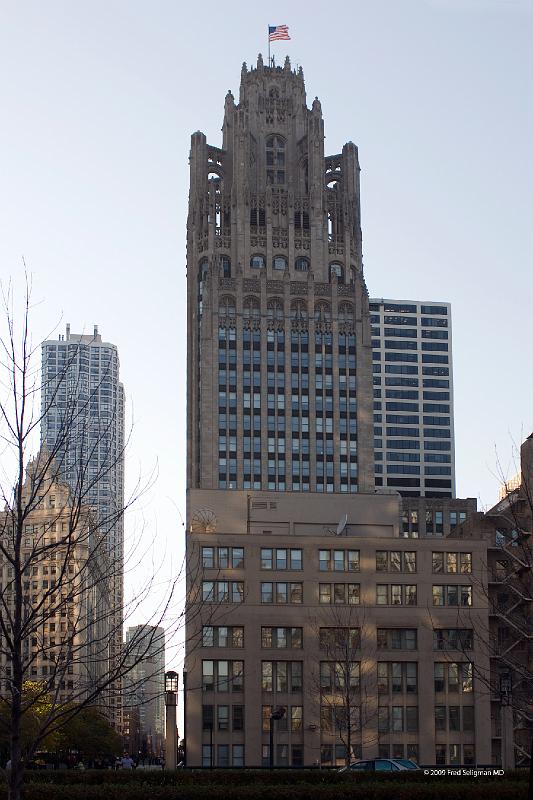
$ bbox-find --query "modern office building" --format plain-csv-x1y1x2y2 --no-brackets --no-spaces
184,56,491,767
41,325,125,730
124,625,166,757
369,299,455,498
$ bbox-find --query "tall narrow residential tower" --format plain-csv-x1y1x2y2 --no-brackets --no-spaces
41,325,125,729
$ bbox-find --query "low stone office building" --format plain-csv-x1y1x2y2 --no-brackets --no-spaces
185,489,491,767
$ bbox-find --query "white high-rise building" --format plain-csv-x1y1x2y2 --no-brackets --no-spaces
41,324,125,729
369,300,455,498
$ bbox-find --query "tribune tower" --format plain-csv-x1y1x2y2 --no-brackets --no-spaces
187,55,374,496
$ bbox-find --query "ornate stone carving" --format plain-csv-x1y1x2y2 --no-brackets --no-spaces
290,283,309,295
267,281,285,292
337,284,355,297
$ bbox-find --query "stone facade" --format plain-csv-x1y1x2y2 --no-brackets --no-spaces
187,55,374,497
184,56,495,767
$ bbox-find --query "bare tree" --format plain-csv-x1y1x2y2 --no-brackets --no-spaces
309,605,378,767
0,279,217,799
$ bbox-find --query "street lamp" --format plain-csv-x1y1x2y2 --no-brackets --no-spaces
269,706,286,769
165,671,179,770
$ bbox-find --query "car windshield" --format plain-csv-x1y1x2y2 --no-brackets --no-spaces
395,759,418,769
350,761,370,770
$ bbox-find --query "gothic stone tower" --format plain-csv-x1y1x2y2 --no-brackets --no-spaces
187,55,374,496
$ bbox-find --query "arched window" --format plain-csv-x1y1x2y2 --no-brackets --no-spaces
329,262,344,284
314,302,331,323
266,135,285,185
338,302,354,325
198,259,209,317
250,254,265,269
199,259,209,278
273,255,287,271
267,298,284,322
295,257,309,272
290,300,308,321
219,295,236,317
243,296,261,321
220,256,231,278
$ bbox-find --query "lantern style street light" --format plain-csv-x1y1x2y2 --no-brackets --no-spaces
165,671,179,770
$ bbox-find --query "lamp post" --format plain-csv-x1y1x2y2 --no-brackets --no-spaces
500,672,514,770
269,706,286,769
165,671,179,770
182,669,188,767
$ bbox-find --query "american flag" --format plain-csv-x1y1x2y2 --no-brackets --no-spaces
269,25,291,42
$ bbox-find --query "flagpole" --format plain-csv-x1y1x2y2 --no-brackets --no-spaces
268,25,270,66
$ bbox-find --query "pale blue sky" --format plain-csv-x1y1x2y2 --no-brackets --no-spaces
1,0,532,642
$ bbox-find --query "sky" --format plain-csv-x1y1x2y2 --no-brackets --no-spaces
0,0,532,668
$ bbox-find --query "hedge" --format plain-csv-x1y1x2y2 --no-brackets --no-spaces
0,771,528,800
0,780,527,800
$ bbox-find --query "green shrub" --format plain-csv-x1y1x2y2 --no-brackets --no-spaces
0,774,526,800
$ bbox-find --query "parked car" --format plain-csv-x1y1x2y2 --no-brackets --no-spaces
392,758,421,770
339,758,414,773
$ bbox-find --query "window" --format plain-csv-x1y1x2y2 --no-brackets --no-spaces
376,551,416,573
232,705,244,732
295,257,309,272
329,262,344,284
220,256,231,278
319,627,360,652
202,626,244,648
250,254,265,269
320,661,360,691
273,256,287,271
232,744,244,767
319,549,360,572
261,582,303,604
434,662,473,693
202,546,244,569
376,584,417,605
202,660,244,692
377,662,417,694
377,629,417,650
261,548,302,570
432,551,472,573
266,135,285,185
433,629,473,651
432,585,472,607
261,627,303,648
319,583,360,605
262,661,302,693
217,745,229,767
202,581,244,603
217,705,229,730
